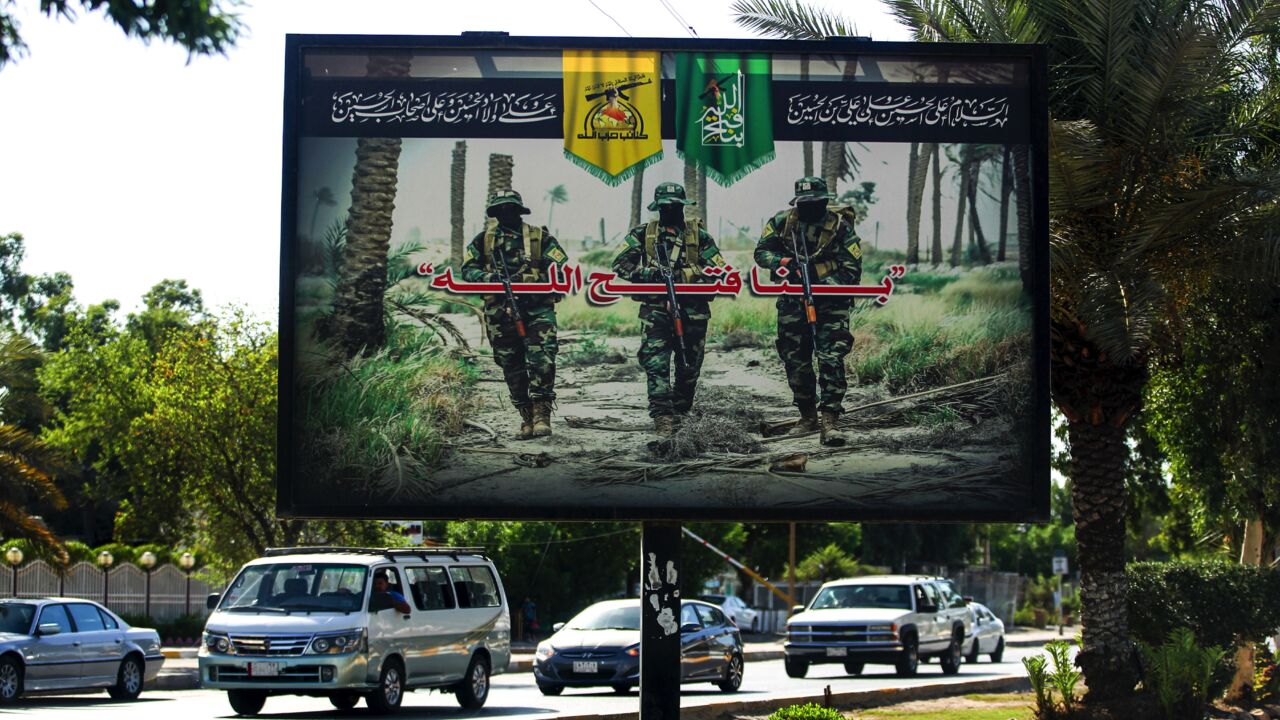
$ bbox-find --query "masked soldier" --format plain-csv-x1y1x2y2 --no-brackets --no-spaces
460,189,570,439
754,176,862,447
612,182,726,438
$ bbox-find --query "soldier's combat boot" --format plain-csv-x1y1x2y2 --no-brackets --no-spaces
789,406,819,435
819,410,847,447
653,415,677,438
531,401,553,437
517,405,534,440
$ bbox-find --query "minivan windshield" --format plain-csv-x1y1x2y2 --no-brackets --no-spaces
0,602,36,634
566,603,641,631
810,584,912,610
219,563,368,613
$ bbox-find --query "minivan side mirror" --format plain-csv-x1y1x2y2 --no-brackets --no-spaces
206,593,220,610
791,605,806,616
36,623,61,637
552,622,565,633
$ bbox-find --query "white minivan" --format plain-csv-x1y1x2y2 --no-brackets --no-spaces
199,547,510,716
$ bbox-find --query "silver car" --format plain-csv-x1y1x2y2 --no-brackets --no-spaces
0,598,165,703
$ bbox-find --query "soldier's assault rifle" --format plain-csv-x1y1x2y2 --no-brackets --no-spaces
789,228,820,352
491,244,526,343
654,241,688,368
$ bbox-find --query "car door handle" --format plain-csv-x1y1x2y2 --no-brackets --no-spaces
73,642,81,647
114,639,123,644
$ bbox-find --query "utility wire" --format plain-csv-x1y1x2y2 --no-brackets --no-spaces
587,0,634,37
657,0,698,37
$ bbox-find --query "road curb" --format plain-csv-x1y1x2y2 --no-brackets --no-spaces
507,649,784,674
554,676,1033,720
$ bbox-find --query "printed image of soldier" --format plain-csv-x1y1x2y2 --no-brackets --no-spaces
612,182,727,438
754,176,863,447
460,189,570,440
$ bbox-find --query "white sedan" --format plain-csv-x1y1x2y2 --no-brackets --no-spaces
964,602,1006,663
700,595,758,632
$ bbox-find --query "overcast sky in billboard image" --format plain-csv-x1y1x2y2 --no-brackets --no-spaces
0,1,910,315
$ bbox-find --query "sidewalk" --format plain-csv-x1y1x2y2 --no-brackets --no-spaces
154,626,1077,692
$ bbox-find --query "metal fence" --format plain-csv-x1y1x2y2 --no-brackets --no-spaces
0,560,222,620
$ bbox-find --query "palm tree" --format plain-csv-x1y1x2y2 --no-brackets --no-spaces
450,141,467,267
327,52,411,357
930,144,943,265
997,147,1012,262
739,0,1280,702
0,333,67,561
487,153,513,199
906,142,934,264
629,165,646,228
545,184,568,228
308,186,336,242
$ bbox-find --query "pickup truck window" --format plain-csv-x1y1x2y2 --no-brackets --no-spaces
811,584,911,610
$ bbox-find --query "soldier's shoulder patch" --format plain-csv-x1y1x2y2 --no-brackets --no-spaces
465,244,481,262
546,246,568,264
706,251,727,267
622,232,642,249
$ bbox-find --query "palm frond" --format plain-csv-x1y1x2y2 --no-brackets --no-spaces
731,0,857,39
386,296,472,351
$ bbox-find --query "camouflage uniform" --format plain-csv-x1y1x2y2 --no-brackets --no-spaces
754,177,863,431
460,190,570,437
611,183,726,428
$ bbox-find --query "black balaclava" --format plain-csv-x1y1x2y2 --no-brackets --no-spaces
658,203,685,227
796,198,828,223
494,206,523,230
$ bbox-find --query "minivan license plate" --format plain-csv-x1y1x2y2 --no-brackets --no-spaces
825,647,848,657
572,661,599,674
249,662,283,677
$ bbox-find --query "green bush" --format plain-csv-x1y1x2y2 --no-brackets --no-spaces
1139,627,1227,720
92,543,138,566
767,703,844,720
63,541,94,564
1023,641,1081,719
117,613,208,645
1127,560,1280,649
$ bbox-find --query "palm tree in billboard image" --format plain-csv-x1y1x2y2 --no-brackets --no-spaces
734,0,1280,702
545,184,568,230
328,53,410,357
451,141,467,268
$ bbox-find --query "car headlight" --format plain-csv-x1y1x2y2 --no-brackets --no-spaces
624,644,639,657
308,629,366,655
534,643,555,661
868,624,897,633
204,631,231,654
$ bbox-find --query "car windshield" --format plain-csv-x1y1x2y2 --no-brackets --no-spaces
566,603,640,631
0,602,36,634
810,584,912,610
219,563,368,613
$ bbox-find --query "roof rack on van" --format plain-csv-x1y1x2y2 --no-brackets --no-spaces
264,546,489,562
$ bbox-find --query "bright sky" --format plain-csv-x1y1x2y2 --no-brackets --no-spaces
0,1,910,316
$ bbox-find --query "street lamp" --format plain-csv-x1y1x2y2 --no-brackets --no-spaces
179,552,195,615
98,550,114,604
5,547,22,598
139,552,157,619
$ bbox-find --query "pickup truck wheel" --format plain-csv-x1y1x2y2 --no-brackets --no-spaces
940,633,963,675
0,656,23,704
990,637,1005,663
717,653,744,692
843,660,864,676
107,655,144,700
455,654,490,709
366,658,404,715
894,637,919,678
227,690,267,716
330,691,360,710
784,656,809,678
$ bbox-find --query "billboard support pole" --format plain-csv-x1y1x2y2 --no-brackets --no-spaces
640,521,681,720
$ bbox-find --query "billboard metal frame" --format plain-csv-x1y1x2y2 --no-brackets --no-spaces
277,33,1051,524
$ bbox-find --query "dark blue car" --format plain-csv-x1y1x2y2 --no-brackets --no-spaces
533,599,744,695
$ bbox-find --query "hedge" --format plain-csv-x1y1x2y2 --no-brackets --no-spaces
1128,560,1280,649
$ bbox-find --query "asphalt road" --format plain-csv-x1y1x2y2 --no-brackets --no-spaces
4,648,1042,719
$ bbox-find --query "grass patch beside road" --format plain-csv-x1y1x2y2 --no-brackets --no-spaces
854,692,1033,720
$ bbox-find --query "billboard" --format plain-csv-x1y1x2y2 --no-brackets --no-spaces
279,34,1049,522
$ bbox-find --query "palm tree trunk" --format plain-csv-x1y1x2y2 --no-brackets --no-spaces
951,167,968,267
697,165,708,224
997,146,1011,262
820,141,841,192
1012,145,1033,293
547,202,556,229
630,164,645,228
309,198,322,242
1226,517,1265,701
965,158,993,265
801,56,813,177
907,143,920,264
684,159,698,223
488,153,513,198
931,144,943,266
450,141,466,268
329,53,411,356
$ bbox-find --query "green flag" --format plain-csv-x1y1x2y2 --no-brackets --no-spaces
675,53,775,187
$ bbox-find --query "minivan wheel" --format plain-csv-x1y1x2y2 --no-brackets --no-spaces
227,690,267,716
366,658,404,715
895,637,919,678
455,654,490,709
783,656,809,678
537,683,564,696
0,656,23,704
330,691,360,710
717,653,744,692
108,655,144,700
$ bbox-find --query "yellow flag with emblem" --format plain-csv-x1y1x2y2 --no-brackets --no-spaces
562,50,663,186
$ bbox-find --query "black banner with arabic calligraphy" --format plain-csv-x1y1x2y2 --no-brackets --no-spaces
302,76,1026,144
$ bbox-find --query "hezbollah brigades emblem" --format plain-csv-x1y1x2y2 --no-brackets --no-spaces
562,50,664,186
